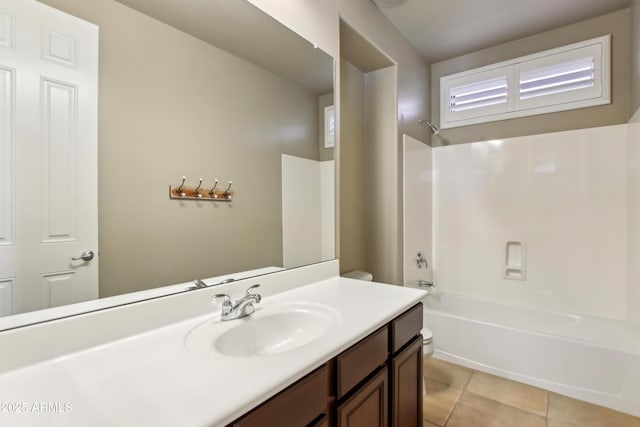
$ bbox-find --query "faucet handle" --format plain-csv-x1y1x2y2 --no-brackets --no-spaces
212,294,231,305
245,284,261,303
245,284,260,295
212,294,232,316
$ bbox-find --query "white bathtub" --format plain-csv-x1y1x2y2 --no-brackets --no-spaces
423,292,640,417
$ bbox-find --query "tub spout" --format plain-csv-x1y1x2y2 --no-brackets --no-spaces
418,280,435,293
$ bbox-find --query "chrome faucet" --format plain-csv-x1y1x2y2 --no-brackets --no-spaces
213,284,262,321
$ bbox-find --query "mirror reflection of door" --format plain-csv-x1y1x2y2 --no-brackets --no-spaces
0,0,99,316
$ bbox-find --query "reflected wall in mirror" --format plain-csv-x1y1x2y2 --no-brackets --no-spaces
0,0,335,327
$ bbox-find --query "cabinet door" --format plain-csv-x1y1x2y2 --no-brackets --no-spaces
391,336,423,427
337,367,388,427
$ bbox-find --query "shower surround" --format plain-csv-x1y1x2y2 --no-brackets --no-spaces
404,123,640,415
432,124,632,320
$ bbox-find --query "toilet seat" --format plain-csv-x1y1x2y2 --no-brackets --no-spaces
421,326,433,344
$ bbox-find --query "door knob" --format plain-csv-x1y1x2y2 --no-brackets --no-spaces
72,250,95,261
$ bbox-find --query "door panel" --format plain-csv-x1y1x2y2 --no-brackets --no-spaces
0,66,13,247
41,78,76,242
42,29,78,68
41,271,77,308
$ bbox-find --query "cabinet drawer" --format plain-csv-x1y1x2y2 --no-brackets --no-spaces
232,364,328,427
337,326,388,399
390,303,422,354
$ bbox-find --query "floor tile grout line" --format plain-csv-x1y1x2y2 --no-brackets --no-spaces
443,384,463,427
464,370,477,391
545,391,549,419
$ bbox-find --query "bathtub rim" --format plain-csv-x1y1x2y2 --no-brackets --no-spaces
420,290,640,356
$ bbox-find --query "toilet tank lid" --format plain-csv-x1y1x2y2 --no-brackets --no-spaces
341,271,373,281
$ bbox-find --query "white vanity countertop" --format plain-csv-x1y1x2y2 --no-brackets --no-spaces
0,277,425,427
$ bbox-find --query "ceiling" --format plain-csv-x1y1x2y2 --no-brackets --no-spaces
372,0,630,63
114,0,333,94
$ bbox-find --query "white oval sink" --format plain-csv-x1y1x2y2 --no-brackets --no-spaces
185,302,341,357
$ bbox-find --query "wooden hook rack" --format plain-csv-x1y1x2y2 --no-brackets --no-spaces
169,177,233,202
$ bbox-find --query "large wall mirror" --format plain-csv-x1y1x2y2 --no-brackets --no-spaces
0,0,335,329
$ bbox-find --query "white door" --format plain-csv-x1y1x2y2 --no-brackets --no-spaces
0,0,98,316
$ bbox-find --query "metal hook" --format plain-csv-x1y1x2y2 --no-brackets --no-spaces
223,181,232,199
209,179,219,198
194,178,203,198
177,176,186,197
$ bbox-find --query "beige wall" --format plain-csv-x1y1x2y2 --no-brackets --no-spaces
39,0,320,297
632,0,640,118
431,9,631,145
339,59,367,274
339,60,403,284
364,66,399,284
247,0,340,59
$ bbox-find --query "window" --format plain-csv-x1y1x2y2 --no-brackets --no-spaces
440,35,610,129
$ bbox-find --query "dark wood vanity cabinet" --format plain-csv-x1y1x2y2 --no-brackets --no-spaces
227,303,423,427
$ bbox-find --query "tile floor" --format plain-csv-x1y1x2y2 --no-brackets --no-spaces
423,358,640,427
